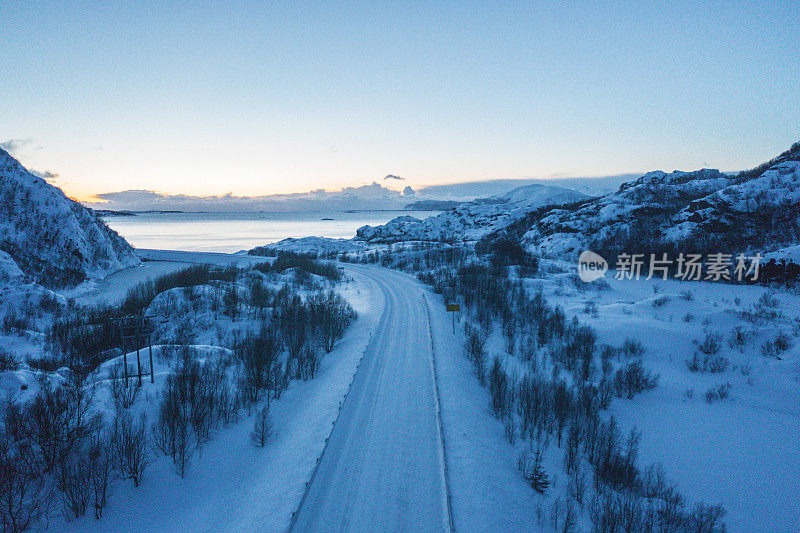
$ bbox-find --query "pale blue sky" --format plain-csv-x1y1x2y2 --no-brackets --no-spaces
1,1,797,199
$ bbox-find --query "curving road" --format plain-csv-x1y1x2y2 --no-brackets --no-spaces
290,264,451,533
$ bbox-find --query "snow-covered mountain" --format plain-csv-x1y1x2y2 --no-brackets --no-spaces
517,142,800,259
0,148,139,286
414,174,637,200
355,183,588,243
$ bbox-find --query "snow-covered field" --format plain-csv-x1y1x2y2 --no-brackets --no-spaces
527,267,800,532
3,241,799,532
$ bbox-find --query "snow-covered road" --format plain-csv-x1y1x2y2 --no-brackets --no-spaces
291,264,451,532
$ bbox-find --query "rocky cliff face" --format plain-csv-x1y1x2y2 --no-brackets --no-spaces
0,148,139,286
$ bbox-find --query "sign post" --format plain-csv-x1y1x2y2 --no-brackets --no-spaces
446,303,460,333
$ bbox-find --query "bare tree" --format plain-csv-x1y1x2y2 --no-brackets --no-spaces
488,357,510,419
519,448,549,493
57,451,91,520
517,375,550,443
112,411,148,487
308,290,356,353
0,438,50,532
87,435,111,519
24,376,94,471
686,502,726,533
552,381,572,446
108,362,141,410
250,404,271,448
239,326,281,403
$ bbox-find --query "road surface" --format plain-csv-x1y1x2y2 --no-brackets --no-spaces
290,264,451,532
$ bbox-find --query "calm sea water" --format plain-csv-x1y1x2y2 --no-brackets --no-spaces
103,211,438,253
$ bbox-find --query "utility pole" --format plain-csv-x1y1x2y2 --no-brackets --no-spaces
148,332,154,383
118,313,165,387
122,331,129,385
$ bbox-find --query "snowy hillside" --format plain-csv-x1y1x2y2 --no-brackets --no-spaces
356,183,588,244
519,142,800,259
0,148,139,286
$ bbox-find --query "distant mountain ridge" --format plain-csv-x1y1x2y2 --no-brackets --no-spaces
85,174,638,214
415,174,638,200
351,142,800,257
85,182,415,213
0,148,139,286
356,183,589,244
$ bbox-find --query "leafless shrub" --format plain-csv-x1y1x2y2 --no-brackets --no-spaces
239,326,282,403
568,465,587,507
307,290,357,353
464,323,487,385
652,295,669,308
297,344,320,380
563,422,582,475
728,326,747,352
685,352,730,374
503,416,516,445
695,332,722,355
517,374,551,443
87,434,112,519
552,381,572,446
152,355,227,476
562,501,577,532
613,360,659,399
488,357,510,419
704,383,731,403
620,338,645,359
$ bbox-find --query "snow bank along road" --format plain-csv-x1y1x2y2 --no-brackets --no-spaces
291,264,452,532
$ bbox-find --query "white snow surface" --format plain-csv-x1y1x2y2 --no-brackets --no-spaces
252,236,369,254
537,265,800,532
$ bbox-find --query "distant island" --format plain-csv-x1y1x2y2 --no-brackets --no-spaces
93,209,137,217
403,200,462,211
94,209,185,216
